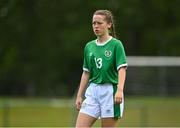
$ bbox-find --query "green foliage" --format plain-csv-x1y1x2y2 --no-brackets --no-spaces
0,0,180,96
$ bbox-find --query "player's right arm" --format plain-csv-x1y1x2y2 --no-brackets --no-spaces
75,71,90,111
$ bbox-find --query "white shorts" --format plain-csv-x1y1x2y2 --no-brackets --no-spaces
80,83,124,119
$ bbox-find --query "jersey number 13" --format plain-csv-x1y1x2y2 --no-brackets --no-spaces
94,57,102,69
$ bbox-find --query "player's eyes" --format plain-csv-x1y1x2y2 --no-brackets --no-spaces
92,22,102,25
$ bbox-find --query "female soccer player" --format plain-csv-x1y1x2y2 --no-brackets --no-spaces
75,10,127,128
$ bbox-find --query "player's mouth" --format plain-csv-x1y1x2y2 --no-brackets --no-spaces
94,29,99,34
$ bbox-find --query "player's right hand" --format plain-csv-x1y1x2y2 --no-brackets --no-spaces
75,96,83,111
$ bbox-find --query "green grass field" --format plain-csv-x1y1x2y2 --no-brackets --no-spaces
0,96,180,127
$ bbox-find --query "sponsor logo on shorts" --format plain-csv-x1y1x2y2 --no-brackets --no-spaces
106,109,111,113
81,102,86,109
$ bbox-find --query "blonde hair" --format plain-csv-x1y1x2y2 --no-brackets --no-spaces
93,10,116,38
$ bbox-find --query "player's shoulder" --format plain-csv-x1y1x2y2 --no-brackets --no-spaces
111,38,122,44
111,38,124,47
84,39,96,48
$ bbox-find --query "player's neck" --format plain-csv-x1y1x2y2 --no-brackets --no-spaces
97,34,111,44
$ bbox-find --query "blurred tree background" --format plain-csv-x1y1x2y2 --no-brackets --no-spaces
0,0,180,97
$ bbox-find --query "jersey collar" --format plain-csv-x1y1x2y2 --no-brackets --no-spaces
95,36,113,46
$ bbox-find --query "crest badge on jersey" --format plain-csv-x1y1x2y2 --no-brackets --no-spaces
105,50,112,57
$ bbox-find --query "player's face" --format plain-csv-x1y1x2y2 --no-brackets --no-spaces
92,15,111,37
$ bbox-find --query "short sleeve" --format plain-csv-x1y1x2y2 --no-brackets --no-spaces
83,45,90,72
115,41,128,70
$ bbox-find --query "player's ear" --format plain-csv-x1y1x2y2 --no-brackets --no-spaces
107,22,112,29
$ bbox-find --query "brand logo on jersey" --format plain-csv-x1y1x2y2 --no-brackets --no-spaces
105,50,112,57
89,52,93,56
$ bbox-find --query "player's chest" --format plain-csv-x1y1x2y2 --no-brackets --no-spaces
90,47,114,60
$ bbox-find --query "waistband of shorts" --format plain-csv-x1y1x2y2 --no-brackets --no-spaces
90,82,114,86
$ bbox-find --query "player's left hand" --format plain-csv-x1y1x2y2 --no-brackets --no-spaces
114,89,123,104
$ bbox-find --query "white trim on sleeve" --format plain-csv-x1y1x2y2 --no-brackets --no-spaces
117,63,128,71
83,68,90,72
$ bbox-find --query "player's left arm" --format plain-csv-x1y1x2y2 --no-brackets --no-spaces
114,40,127,104
114,67,126,104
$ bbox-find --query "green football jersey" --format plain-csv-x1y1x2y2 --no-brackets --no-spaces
83,37,127,85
